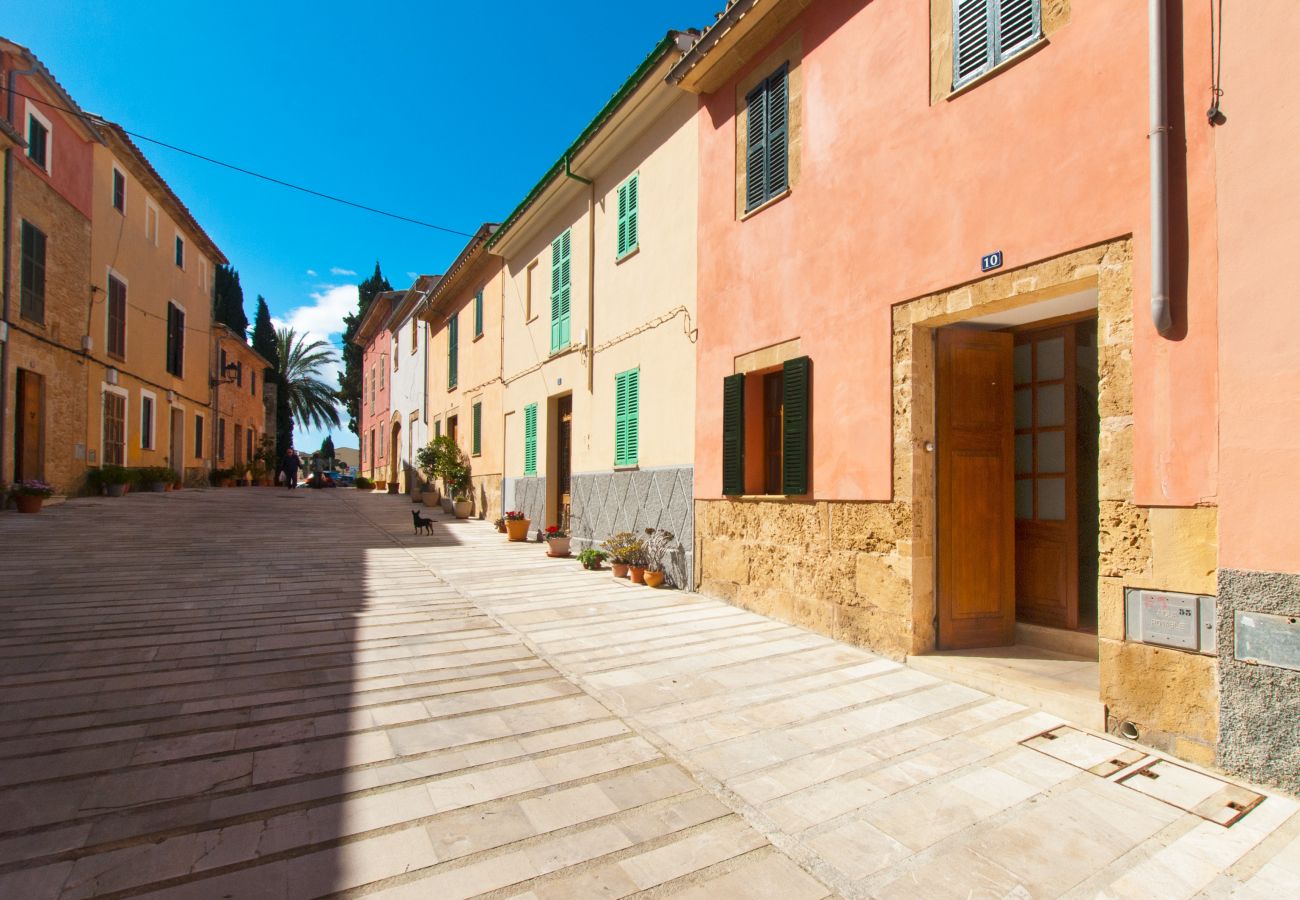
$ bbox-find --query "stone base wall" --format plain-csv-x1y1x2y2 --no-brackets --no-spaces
469,474,502,523
1216,569,1300,793
571,466,694,588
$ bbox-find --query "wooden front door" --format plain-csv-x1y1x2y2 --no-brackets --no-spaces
557,396,572,529
1013,325,1080,629
169,408,184,472
937,329,1015,650
15,370,44,482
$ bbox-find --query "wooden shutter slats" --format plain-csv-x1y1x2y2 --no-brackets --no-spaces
722,373,745,495
997,0,1039,55
766,66,790,200
524,403,537,475
782,356,811,495
745,83,768,211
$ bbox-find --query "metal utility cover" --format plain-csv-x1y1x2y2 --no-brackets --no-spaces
1118,760,1264,827
1234,610,1300,672
1021,725,1145,777
1125,588,1216,653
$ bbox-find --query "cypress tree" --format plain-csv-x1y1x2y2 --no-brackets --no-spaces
213,265,249,339
340,262,392,435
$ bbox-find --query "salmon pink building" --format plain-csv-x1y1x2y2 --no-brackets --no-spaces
352,290,401,486
676,0,1298,789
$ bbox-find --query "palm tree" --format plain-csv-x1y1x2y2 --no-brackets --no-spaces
274,327,342,432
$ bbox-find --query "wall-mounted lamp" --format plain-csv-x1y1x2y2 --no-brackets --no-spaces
167,389,177,404
106,367,119,386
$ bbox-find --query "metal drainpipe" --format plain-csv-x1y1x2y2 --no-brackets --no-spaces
1150,0,1172,336
562,155,596,392
3,64,39,480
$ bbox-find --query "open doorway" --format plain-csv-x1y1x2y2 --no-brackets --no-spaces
546,394,572,530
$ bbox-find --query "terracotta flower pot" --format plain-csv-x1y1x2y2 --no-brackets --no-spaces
453,500,472,519
496,523,507,533
148,481,167,493
505,519,531,542
611,562,630,579
422,491,440,507
643,570,665,588
546,536,571,557
629,566,646,584
14,495,44,514
106,483,127,498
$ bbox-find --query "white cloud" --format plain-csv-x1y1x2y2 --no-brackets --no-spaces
306,268,317,277
330,266,357,276
271,283,358,450
407,271,418,280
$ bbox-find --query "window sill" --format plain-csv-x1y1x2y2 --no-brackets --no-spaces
615,246,640,265
526,315,538,324
740,188,791,222
725,493,812,502
473,332,484,343
946,38,1048,102
614,463,639,472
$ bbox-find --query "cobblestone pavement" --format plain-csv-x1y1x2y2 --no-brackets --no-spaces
0,489,1296,899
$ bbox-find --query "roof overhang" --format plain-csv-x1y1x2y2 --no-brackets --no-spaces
0,38,105,144
385,275,442,332
420,224,498,323
668,0,812,94
487,33,695,259
350,290,403,347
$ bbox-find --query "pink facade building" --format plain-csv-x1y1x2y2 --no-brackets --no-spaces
352,290,401,485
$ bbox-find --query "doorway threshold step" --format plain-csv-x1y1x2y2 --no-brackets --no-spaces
907,644,1104,731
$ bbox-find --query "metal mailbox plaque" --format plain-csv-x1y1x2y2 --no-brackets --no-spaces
1125,589,1217,654
1234,611,1300,672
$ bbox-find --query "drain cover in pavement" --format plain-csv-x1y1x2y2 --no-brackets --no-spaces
1118,759,1264,827
1021,725,1146,776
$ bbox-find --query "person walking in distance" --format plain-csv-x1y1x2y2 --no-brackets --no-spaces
282,449,301,489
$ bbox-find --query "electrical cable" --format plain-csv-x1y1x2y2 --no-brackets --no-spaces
0,83,475,236
1208,0,1225,125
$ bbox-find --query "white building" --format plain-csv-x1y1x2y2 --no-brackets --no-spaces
385,274,439,494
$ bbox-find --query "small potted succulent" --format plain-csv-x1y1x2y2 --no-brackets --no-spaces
10,478,54,514
504,510,531,542
641,527,676,588
544,524,571,557
577,548,607,571
602,532,643,580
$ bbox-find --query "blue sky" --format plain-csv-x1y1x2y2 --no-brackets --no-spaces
7,1,718,451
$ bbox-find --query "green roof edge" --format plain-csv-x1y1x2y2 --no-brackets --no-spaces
486,33,680,251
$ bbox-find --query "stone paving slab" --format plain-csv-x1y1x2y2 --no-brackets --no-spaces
0,489,1295,898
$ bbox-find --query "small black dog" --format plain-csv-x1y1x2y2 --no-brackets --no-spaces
412,510,434,535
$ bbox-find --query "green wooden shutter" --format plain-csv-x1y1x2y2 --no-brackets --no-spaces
447,313,458,389
472,402,482,455
550,231,572,352
614,372,628,465
524,403,537,475
722,373,745,495
766,66,789,199
474,289,484,337
617,175,639,258
953,0,994,87
614,368,639,467
616,182,629,258
435,420,441,438
781,356,811,495
744,82,768,211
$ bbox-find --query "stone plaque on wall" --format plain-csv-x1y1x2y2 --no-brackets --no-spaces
1234,611,1300,672
1125,589,1217,653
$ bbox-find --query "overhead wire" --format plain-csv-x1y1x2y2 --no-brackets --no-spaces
0,83,475,237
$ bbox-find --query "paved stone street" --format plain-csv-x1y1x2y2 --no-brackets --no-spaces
1,490,1297,899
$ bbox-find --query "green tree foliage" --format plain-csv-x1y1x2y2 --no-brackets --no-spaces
213,265,249,339
251,296,278,369
275,327,342,435
340,262,392,435
320,435,336,459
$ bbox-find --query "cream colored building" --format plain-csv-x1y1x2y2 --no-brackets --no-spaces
386,275,438,494
86,121,225,478
490,33,699,583
423,225,503,519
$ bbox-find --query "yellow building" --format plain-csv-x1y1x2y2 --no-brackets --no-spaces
212,323,273,478
423,225,503,519
85,121,226,479
489,33,699,583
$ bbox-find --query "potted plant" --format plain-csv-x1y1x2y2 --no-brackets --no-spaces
139,466,171,493
578,548,607,571
504,510,531,542
249,460,267,487
429,435,463,513
602,532,643,579
355,476,373,490
545,524,571,557
415,442,443,507
209,468,235,488
494,516,506,533
94,465,133,497
10,479,54,514
641,527,676,588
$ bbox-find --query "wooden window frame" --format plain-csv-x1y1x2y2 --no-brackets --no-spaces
112,166,126,213
19,219,47,324
165,301,186,377
174,233,185,270
140,389,157,451
107,270,128,360
25,102,52,174
102,384,129,467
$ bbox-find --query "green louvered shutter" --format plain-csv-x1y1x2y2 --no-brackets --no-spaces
559,230,571,346
766,66,789,199
472,402,482,455
617,174,638,258
615,368,639,467
524,403,537,475
550,230,572,352
953,0,994,87
722,373,745,495
616,182,629,258
474,289,484,337
744,82,768,211
782,356,811,495
447,313,458,389
614,371,629,465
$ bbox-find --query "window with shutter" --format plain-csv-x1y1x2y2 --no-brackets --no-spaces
744,65,790,212
722,373,746,495
175,235,185,269
550,230,572,353
107,275,127,358
112,169,126,212
194,414,204,459
781,356,811,495
472,402,482,456
141,395,154,450
474,289,484,337
616,174,639,259
614,368,640,467
952,0,1041,89
524,403,538,476
447,313,459,389
27,114,49,170
19,220,46,323
166,303,185,376
103,391,126,466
